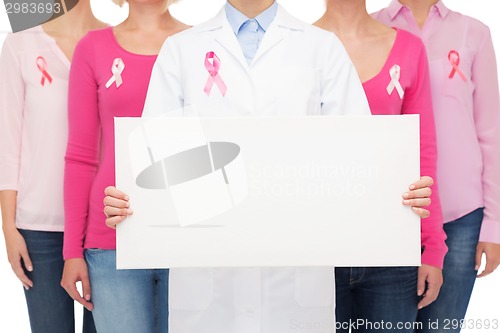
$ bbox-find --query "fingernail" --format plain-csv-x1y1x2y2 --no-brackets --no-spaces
127,209,134,214
475,265,479,270
126,202,130,208
27,266,33,272
403,193,409,198
85,295,91,301
403,200,410,205
418,305,423,310
417,290,422,296
410,185,416,190
124,195,129,201
24,285,29,291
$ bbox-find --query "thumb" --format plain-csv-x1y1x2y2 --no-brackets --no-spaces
475,245,484,271
20,249,33,272
82,274,92,302
417,268,426,296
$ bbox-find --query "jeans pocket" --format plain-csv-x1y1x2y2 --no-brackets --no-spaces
85,248,105,254
84,248,107,267
394,266,419,292
169,268,214,310
294,267,334,307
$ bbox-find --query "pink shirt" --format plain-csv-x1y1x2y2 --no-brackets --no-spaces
0,26,70,232
64,27,157,259
363,28,447,268
374,1,500,244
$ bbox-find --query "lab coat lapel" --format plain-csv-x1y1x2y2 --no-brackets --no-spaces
251,5,304,67
200,7,249,72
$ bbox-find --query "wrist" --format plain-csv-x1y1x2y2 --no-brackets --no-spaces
420,263,442,271
2,222,18,233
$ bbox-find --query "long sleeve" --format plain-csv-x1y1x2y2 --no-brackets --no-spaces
472,27,500,244
0,35,25,191
63,34,100,259
403,42,447,268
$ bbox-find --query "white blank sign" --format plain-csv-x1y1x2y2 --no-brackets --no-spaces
115,116,421,269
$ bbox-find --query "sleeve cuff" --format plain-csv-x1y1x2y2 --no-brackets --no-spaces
63,248,84,260
479,218,500,244
0,183,19,191
421,246,447,269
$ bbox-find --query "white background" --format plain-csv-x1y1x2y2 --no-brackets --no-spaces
0,0,499,332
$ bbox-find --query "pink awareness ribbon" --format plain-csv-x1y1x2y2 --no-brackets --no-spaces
36,56,52,86
386,64,404,99
204,52,227,97
448,50,466,81
106,58,125,89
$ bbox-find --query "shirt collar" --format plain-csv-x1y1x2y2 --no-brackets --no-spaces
387,0,450,20
386,0,406,20
433,1,450,18
225,1,278,34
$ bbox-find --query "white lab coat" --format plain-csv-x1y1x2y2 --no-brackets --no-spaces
143,5,371,333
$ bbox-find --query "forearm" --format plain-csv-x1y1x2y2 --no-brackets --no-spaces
419,163,447,268
0,190,17,232
467,25,500,243
63,160,97,259
419,132,447,268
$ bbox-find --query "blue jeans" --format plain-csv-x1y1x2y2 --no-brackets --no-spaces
416,208,483,333
85,249,169,333
19,229,96,333
335,266,419,333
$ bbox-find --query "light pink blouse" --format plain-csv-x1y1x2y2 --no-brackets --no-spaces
374,1,500,244
0,26,70,232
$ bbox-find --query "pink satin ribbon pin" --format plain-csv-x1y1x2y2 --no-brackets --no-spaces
106,58,125,89
386,64,404,99
36,56,52,86
204,52,227,97
448,50,466,81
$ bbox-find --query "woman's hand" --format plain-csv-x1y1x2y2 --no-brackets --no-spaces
417,264,443,309
60,258,93,311
402,176,433,218
475,242,500,278
103,186,133,229
3,227,33,290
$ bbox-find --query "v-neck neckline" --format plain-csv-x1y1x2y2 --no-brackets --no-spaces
362,28,400,86
37,25,72,69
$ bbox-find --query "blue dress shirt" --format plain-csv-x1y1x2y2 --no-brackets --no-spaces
225,1,278,64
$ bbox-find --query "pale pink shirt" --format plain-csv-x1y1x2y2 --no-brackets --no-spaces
0,26,70,232
374,1,500,244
